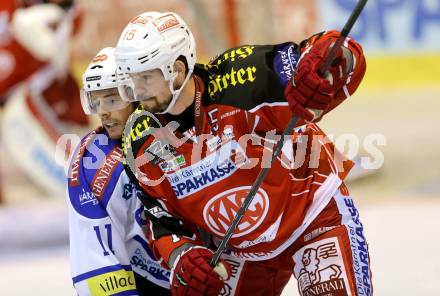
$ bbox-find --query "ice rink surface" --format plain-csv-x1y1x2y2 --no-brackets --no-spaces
1,88,439,295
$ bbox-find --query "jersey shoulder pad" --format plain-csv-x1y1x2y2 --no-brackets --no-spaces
122,105,161,161
196,42,300,110
67,128,124,219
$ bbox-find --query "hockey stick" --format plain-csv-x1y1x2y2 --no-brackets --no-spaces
211,0,368,267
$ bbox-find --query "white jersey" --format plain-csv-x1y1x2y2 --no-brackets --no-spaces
67,128,170,295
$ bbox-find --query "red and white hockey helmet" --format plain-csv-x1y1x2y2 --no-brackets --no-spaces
81,47,129,114
114,11,196,114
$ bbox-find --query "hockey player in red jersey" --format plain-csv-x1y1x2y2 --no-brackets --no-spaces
115,12,372,296
0,0,88,197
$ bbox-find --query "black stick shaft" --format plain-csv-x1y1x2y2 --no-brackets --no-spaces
211,116,299,266
319,0,367,75
211,0,368,267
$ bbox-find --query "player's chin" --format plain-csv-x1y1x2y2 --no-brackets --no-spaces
105,125,124,140
144,104,167,113
140,96,170,113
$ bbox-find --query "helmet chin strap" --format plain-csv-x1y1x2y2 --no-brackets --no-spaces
158,68,194,114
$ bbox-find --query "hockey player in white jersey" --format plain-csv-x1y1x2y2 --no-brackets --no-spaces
66,47,170,295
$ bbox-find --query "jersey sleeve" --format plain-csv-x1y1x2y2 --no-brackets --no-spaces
122,109,204,268
137,188,203,268
204,30,366,133
124,155,204,268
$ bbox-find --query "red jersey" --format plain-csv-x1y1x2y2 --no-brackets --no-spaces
124,31,366,265
0,0,46,100
0,1,87,126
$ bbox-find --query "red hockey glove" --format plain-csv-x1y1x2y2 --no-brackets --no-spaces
170,246,231,296
285,38,350,122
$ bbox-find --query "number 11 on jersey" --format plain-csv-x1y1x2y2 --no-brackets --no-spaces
93,224,115,256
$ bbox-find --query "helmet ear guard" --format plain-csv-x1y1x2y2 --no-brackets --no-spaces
114,12,196,114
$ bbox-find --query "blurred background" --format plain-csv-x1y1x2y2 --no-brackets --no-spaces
0,0,439,295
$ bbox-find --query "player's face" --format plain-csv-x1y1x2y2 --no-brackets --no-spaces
128,69,172,113
95,89,135,140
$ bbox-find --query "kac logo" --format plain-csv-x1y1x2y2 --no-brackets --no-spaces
203,186,269,238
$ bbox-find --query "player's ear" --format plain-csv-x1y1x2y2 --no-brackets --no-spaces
173,60,186,76
173,60,187,86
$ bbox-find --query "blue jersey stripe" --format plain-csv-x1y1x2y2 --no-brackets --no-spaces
82,134,124,209
132,234,156,259
100,164,124,208
72,264,132,284
68,130,125,219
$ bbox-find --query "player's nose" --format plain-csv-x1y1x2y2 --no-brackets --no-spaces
99,111,111,120
133,86,149,101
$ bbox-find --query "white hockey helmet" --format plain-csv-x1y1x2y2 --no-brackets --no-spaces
81,47,129,114
114,11,196,114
